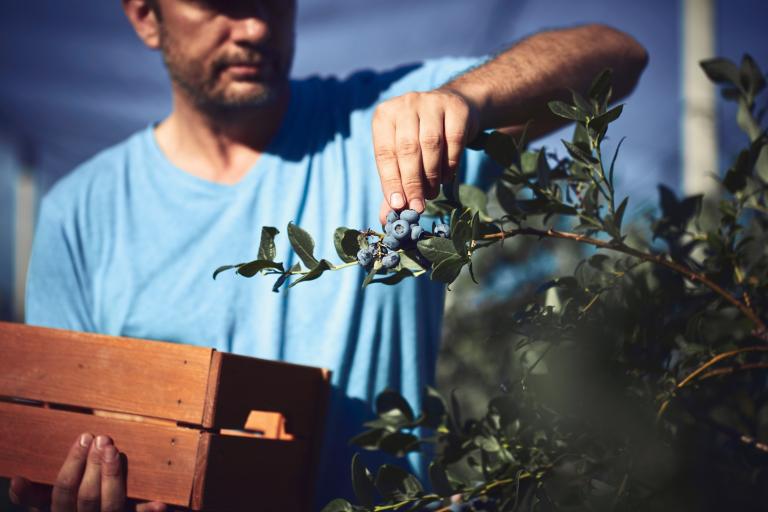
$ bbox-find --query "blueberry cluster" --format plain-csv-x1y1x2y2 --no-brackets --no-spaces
356,209,450,271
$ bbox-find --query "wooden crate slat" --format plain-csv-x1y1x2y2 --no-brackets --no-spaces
0,401,200,506
192,433,311,511
0,322,213,424
203,352,330,438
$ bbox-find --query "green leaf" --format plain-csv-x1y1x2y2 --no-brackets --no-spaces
362,261,382,289
589,104,623,134
418,386,446,429
431,255,465,284
349,428,386,449
458,184,488,215
740,54,766,96
374,465,423,501
417,237,460,264
287,222,319,268
451,213,473,258
212,264,243,280
351,454,377,507
320,499,354,512
608,136,627,188
376,389,415,422
548,100,583,121
562,140,598,165
378,431,420,457
428,463,456,497
370,268,415,286
334,227,362,263
289,259,334,287
571,89,595,116
482,131,518,167
614,196,629,233
737,98,761,140
700,57,741,87
588,69,613,103
236,259,284,278
400,250,428,272
257,226,279,262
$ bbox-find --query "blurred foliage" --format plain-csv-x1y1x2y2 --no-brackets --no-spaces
324,55,768,512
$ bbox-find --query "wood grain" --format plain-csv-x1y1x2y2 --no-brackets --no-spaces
203,352,330,438
0,401,200,506
191,432,311,511
0,322,214,424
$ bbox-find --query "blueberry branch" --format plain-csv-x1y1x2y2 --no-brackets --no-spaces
481,227,767,336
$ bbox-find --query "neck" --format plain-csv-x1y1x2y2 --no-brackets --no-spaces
154,84,290,184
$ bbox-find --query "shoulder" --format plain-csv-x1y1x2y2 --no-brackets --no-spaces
292,56,488,115
42,128,146,218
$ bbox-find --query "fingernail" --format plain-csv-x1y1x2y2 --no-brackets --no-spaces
390,192,405,209
79,433,94,447
95,435,112,450
102,445,118,462
409,198,425,212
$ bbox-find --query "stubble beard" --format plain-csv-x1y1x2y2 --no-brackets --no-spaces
158,27,286,114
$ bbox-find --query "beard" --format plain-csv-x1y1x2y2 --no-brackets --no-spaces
158,26,290,113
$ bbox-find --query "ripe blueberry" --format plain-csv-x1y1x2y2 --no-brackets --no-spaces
356,247,374,268
382,252,400,269
384,222,394,234
386,210,399,223
392,219,410,240
410,225,424,241
383,235,400,250
399,209,420,224
434,223,450,238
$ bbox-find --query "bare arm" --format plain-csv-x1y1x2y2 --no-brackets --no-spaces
372,24,648,221
443,23,649,139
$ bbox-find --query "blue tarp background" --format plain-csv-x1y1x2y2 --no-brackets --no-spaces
0,0,766,320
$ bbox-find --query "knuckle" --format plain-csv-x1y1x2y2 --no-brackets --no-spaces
401,175,423,189
396,139,420,157
374,146,397,163
78,494,101,508
419,133,442,151
53,481,78,500
445,130,466,145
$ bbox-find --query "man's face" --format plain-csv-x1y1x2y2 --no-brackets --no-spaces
154,0,296,111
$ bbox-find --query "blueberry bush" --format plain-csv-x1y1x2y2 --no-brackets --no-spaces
217,55,768,511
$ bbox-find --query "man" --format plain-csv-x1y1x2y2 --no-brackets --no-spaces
10,0,648,509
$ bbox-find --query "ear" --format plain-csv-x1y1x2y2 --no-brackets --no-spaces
122,0,162,49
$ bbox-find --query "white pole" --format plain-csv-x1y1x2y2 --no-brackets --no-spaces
682,0,718,198
14,164,35,322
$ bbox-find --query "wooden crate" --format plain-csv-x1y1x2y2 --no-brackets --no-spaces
0,322,331,511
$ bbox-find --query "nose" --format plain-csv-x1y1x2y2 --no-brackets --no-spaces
231,15,271,44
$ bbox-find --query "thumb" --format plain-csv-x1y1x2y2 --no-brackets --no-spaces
9,476,51,510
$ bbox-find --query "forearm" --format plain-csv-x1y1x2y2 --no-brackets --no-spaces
442,24,648,140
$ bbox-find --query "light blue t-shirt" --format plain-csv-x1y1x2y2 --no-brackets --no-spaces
26,57,493,507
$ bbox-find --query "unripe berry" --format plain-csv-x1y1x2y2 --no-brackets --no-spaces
400,209,420,224
383,235,400,250
392,219,410,240
382,251,400,269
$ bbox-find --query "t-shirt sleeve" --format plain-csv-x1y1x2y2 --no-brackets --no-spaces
25,195,96,332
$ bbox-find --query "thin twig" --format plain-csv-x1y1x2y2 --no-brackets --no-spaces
481,227,767,336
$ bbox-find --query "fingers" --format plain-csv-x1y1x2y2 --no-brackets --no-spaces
77,435,105,512
372,107,406,211
443,97,470,181
100,440,126,512
373,90,475,215
395,109,425,212
52,432,93,512
9,476,50,510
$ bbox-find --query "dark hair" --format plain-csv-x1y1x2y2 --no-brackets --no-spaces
146,0,162,20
